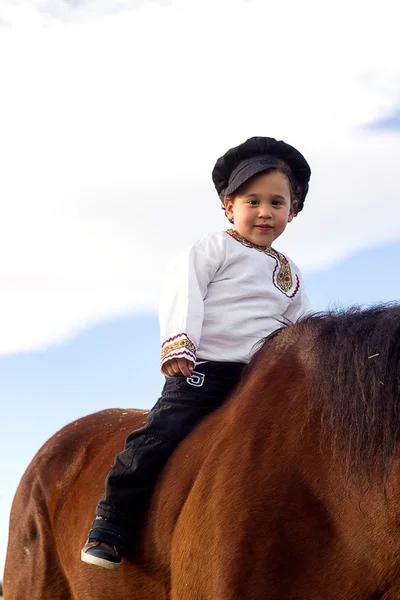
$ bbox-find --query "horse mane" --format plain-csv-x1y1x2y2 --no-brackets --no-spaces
254,304,400,479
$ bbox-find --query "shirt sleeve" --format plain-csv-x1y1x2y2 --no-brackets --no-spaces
159,234,225,369
282,267,312,324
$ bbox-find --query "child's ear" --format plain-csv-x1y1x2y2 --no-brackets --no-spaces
288,201,298,223
224,197,234,221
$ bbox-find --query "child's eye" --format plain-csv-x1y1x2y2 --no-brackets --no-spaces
248,199,258,205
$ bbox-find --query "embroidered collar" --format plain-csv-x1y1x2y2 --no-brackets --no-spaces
226,228,279,257
225,228,295,294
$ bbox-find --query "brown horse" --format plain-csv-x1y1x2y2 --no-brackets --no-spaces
5,305,400,599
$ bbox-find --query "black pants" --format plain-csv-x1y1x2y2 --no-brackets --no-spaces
91,361,245,547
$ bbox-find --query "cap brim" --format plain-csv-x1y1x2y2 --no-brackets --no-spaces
224,156,281,196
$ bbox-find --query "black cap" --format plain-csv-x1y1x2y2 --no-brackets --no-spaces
212,136,311,212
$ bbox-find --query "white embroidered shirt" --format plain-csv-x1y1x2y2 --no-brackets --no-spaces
159,229,311,368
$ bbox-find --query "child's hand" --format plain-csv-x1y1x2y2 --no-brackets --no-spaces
162,358,194,378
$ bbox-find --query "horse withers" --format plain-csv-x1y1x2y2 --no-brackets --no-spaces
5,305,400,599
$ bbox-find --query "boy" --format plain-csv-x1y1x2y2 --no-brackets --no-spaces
82,136,312,569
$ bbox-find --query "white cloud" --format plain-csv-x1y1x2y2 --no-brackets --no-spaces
0,0,400,354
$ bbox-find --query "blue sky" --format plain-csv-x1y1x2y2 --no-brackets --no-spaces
1,0,400,582
367,107,400,131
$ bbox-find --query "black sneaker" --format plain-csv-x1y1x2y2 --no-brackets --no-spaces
81,541,122,570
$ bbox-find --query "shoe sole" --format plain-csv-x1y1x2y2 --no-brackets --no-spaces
80,549,121,570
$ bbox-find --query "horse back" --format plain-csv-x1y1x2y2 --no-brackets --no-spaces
4,408,168,600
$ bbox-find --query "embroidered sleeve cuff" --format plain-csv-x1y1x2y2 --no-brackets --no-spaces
160,333,197,367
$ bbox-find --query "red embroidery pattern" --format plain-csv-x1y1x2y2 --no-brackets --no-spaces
161,333,196,365
162,349,196,362
162,332,190,347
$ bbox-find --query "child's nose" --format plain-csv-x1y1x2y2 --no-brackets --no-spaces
259,204,272,218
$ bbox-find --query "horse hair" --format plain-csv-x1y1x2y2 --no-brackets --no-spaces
260,304,400,479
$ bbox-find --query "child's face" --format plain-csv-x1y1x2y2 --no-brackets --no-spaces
224,170,294,247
